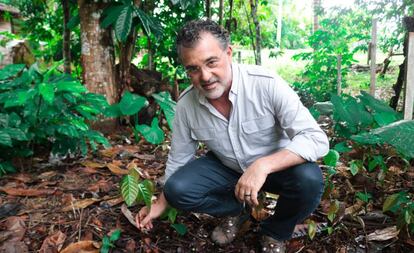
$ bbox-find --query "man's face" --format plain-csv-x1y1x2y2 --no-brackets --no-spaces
179,32,233,100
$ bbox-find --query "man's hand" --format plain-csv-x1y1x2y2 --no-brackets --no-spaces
136,192,168,230
235,159,270,207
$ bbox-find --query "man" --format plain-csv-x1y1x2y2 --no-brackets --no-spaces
136,19,329,253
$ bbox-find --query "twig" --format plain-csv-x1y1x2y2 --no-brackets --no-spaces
78,208,83,241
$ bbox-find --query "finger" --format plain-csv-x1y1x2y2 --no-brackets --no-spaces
235,183,242,201
251,191,259,206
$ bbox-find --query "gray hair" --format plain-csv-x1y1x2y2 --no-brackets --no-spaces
176,19,230,58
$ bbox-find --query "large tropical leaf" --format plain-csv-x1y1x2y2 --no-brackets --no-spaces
133,8,163,40
352,120,414,158
119,91,148,115
101,4,125,29
0,130,12,147
39,82,55,104
358,91,401,126
152,92,176,130
135,118,165,144
5,127,27,141
121,175,139,206
136,179,153,207
56,81,87,93
115,4,133,42
0,64,25,81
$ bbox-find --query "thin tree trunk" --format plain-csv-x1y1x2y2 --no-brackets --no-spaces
219,0,224,26
242,1,256,62
276,0,282,49
62,0,71,74
206,0,211,18
250,0,261,65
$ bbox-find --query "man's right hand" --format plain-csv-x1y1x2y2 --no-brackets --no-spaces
135,192,168,230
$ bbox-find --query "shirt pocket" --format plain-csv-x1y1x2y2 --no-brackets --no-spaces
241,114,278,146
190,128,222,151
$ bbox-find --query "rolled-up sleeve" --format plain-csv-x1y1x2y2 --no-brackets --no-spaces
269,76,329,161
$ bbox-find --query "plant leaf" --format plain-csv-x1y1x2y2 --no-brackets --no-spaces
39,82,55,104
119,91,148,115
383,193,400,212
115,5,133,42
323,149,340,167
121,175,139,206
152,92,176,130
171,223,187,236
137,179,153,207
135,118,165,144
0,130,12,146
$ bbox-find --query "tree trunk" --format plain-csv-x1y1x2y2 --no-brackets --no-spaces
389,37,408,110
218,0,224,26
206,0,211,18
276,0,283,49
250,0,261,65
242,1,256,63
78,0,118,131
313,0,321,33
62,0,71,74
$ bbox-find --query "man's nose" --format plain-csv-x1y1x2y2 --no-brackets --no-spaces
200,67,212,81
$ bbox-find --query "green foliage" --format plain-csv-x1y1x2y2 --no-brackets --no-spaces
0,63,110,175
383,192,414,233
352,120,414,159
171,223,188,236
356,191,372,203
152,92,176,130
120,172,153,208
100,229,121,253
135,118,165,145
323,149,340,168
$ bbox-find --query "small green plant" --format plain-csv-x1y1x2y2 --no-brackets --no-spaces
383,192,414,234
100,229,121,253
108,91,176,145
0,63,110,175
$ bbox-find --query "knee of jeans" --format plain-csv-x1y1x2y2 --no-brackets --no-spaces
163,176,193,208
294,163,324,197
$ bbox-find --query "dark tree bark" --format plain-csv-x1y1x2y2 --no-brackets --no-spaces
218,0,224,26
62,0,71,74
250,0,261,65
242,1,256,62
206,0,211,18
389,38,408,110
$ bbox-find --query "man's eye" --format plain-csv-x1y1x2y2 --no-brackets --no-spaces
207,61,218,68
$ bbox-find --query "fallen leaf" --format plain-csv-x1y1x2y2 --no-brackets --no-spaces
39,231,66,253
107,163,129,175
60,241,100,253
367,226,399,241
1,216,26,242
61,198,100,212
0,241,28,253
100,196,124,207
37,171,58,181
80,161,106,169
5,173,34,183
121,204,137,228
125,239,137,253
0,187,56,197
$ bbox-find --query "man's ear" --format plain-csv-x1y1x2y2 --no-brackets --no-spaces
226,45,233,58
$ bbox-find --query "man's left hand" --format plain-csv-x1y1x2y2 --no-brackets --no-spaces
235,159,270,207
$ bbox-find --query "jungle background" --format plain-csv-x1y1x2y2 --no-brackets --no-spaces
0,0,413,252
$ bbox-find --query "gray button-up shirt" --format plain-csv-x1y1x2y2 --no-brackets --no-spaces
165,63,329,181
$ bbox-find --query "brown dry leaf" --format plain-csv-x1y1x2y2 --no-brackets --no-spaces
107,163,129,175
38,171,58,181
134,154,155,160
6,173,34,183
60,241,100,253
345,200,365,215
81,161,106,169
121,204,137,228
101,196,124,207
366,226,399,241
99,148,117,158
1,216,26,242
0,241,28,253
61,198,100,212
87,179,113,193
0,187,56,197
39,231,66,253
125,239,137,253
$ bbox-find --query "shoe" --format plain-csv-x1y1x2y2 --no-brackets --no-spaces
261,235,286,253
211,215,248,245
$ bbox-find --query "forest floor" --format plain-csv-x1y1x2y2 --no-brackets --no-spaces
0,122,413,253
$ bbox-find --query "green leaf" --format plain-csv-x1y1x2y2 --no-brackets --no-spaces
101,5,124,29
307,220,317,240
56,81,87,93
0,161,16,176
166,207,178,224
100,236,110,253
152,92,176,130
334,142,352,153
327,201,339,223
137,179,153,207
57,124,80,138
5,127,27,141
352,120,414,158
404,210,411,225
133,8,163,40
323,149,340,167
0,130,12,146
0,64,25,81
121,175,139,206
39,82,55,104
4,90,31,108
171,223,187,236
109,229,121,242
119,91,148,116
104,104,122,118
67,13,80,30
135,118,165,144
383,193,400,212
86,130,110,148
356,192,372,203
349,160,360,176
115,5,133,42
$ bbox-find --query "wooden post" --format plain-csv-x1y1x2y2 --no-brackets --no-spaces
404,32,414,120
238,51,241,63
337,54,342,95
370,18,378,97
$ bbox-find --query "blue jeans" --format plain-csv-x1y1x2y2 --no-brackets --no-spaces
163,152,324,240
